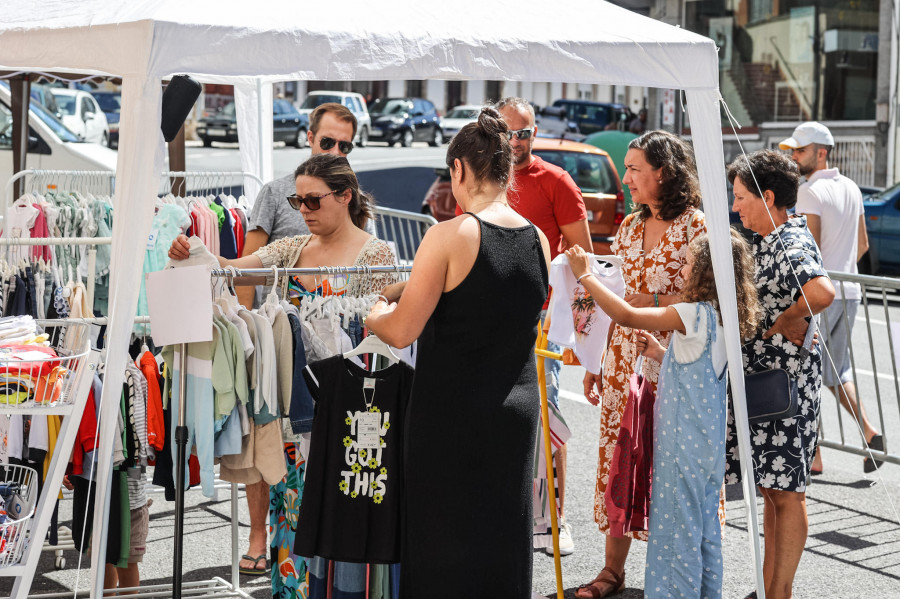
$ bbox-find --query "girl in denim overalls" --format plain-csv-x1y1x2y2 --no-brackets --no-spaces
566,229,761,599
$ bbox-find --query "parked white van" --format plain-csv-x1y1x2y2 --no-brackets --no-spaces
298,91,371,147
0,82,117,195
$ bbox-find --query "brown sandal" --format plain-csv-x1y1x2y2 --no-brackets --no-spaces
574,567,625,598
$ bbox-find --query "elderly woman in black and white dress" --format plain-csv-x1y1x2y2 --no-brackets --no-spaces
726,150,835,599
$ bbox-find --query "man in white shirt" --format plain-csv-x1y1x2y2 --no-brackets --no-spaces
780,122,881,474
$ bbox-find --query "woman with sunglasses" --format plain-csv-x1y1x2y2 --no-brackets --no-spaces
167,153,396,596
363,106,552,598
168,153,396,300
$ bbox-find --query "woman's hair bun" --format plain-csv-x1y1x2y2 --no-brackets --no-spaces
445,104,513,190
477,106,507,137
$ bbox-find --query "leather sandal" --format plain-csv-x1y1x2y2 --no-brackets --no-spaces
574,567,625,598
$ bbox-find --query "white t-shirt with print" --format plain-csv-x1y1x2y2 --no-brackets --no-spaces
547,254,625,374
670,302,726,376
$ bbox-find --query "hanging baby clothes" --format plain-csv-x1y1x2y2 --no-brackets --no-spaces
547,254,625,374
296,356,414,564
3,198,41,266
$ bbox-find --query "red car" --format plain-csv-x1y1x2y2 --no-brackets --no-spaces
422,137,625,254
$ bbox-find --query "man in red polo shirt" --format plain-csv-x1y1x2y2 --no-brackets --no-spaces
498,96,591,556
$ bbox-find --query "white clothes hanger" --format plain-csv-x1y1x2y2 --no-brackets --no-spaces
265,265,282,307
343,333,400,365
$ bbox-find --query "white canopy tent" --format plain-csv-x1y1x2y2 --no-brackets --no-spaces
1,1,764,596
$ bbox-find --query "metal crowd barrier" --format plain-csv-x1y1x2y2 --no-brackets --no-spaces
372,206,437,264
816,271,900,468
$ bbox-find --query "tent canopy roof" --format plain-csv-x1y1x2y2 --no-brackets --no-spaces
3,0,718,89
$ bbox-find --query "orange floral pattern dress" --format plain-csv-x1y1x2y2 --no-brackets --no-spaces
594,207,726,539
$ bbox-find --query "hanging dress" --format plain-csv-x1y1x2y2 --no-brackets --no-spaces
400,213,548,598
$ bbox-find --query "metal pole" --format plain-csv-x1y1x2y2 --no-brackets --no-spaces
86,247,97,313
231,483,240,590
535,324,564,599
173,342,189,599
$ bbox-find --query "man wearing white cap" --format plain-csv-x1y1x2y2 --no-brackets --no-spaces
779,122,882,474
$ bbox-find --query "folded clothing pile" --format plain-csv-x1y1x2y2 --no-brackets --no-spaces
0,344,63,405
0,316,48,346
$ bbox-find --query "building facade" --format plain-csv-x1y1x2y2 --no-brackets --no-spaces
641,0,889,186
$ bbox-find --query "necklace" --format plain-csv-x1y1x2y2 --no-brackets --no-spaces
467,199,508,210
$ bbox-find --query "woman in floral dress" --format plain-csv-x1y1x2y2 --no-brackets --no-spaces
576,131,711,598
727,150,835,599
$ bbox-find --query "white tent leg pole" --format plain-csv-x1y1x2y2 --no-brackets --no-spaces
89,72,166,599
235,80,273,202
685,87,765,598
90,384,117,597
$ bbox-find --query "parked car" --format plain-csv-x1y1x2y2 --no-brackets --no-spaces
552,99,633,135
422,138,625,253
534,105,580,137
48,88,110,145
0,81,118,188
92,91,121,148
29,84,62,120
369,97,442,147
859,183,900,275
859,185,883,202
196,99,309,148
298,90,371,147
440,104,480,142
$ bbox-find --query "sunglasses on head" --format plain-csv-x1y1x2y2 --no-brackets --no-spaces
506,128,533,141
286,190,336,211
318,136,354,154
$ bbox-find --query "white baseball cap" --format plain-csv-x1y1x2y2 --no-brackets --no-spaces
779,122,834,149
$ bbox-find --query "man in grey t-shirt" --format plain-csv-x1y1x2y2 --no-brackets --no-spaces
240,102,360,309
237,102,358,576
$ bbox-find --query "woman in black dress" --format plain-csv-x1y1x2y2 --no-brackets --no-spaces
364,107,551,598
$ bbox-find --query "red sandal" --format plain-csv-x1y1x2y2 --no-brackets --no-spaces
574,567,625,598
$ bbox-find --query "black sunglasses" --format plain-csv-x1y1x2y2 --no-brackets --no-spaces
286,190,336,211
506,128,534,141
318,136,354,154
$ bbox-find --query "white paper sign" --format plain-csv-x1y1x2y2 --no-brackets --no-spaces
146,265,213,346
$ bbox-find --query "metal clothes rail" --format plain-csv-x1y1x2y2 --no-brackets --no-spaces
211,264,414,277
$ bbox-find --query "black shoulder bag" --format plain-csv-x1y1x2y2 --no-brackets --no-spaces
745,317,817,424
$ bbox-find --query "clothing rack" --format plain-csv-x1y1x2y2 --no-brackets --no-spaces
1,169,263,319
0,169,260,599
164,265,415,599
